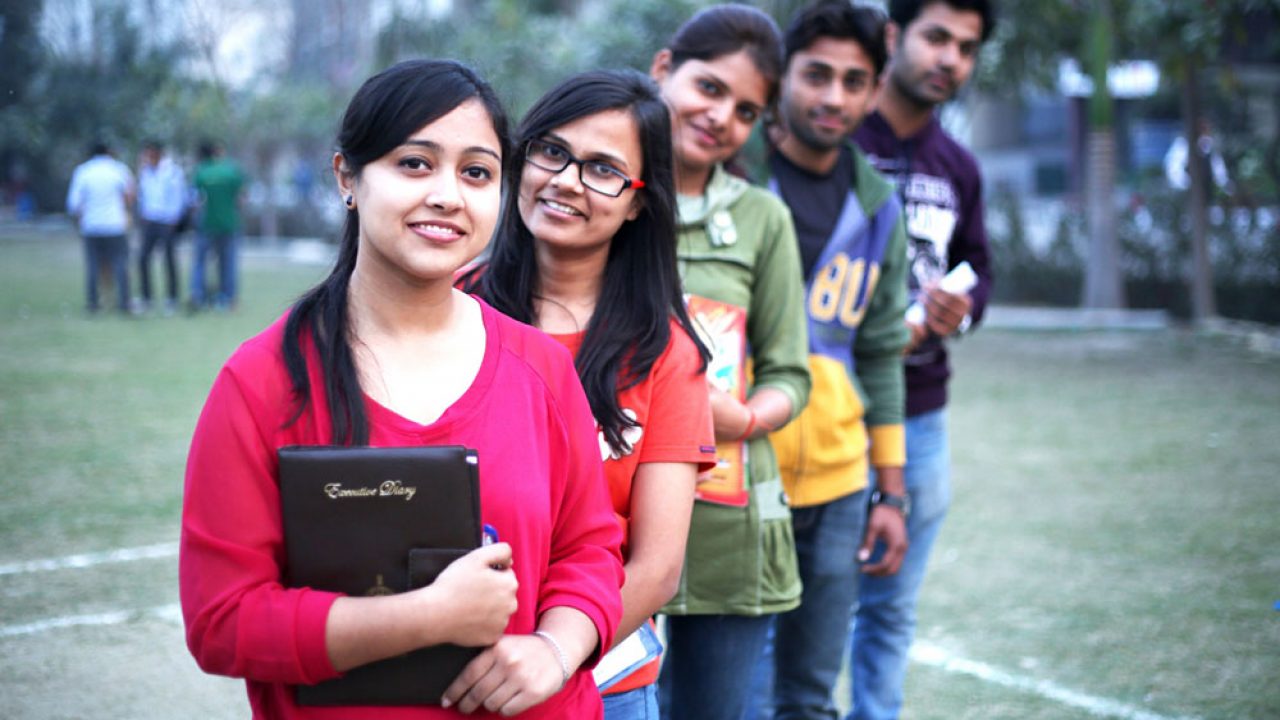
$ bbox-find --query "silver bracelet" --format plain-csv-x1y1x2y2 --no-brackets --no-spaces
532,630,571,689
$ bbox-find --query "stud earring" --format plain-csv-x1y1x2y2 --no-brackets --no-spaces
343,194,354,209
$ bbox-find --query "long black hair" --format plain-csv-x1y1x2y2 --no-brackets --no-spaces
283,59,510,445
461,69,709,456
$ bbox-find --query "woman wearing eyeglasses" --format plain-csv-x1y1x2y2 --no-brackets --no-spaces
647,6,811,720
461,69,715,720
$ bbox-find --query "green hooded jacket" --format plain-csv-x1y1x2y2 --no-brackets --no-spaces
663,165,811,616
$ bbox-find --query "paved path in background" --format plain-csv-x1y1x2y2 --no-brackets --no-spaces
983,306,1280,356
983,306,1170,331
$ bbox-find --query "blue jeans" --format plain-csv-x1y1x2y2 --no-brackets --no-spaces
604,684,659,720
748,489,868,719
848,409,950,720
82,234,129,312
190,232,238,307
659,613,774,720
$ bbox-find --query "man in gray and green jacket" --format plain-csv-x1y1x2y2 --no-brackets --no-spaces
753,2,911,717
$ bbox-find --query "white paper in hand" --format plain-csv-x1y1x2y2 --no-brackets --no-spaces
906,261,977,326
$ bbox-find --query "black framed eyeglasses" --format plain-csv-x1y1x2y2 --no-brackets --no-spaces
525,139,645,198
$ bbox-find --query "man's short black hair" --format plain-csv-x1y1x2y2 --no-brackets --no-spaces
889,0,996,43
197,140,218,161
784,1,890,78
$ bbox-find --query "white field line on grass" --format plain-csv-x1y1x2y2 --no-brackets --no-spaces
0,545,1203,720
0,604,181,638
0,603,1203,720
0,542,177,576
911,640,1202,720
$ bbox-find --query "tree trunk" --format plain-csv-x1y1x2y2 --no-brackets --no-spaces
1181,64,1217,323
1080,0,1125,310
1082,129,1125,308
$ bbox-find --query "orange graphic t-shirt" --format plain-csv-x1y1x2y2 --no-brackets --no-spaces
550,318,715,694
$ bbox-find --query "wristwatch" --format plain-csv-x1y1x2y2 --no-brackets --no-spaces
870,489,911,518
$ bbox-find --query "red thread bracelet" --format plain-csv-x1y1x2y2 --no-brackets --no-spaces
736,409,758,442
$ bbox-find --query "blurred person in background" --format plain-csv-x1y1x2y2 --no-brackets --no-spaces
189,140,245,312
66,139,135,315
1164,118,1231,194
136,139,188,315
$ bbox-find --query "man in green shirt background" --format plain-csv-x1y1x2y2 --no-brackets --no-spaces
190,140,245,312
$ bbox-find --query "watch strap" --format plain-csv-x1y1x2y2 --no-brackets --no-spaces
870,489,910,516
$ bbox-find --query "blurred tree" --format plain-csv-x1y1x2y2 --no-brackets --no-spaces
0,1,46,209
7,4,191,209
0,2,44,110
287,0,373,96
240,82,340,239
579,0,704,72
976,0,1280,322
374,0,708,119
971,0,1078,95
525,0,584,14
971,0,1126,309
1124,0,1280,321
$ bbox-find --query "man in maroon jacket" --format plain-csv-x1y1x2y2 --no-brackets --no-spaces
848,1,996,719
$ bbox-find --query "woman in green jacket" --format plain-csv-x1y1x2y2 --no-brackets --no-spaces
649,6,810,720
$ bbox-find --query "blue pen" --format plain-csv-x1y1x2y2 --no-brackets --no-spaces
483,523,499,546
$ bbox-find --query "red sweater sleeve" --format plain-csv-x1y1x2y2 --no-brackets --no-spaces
537,351,625,667
179,347,341,685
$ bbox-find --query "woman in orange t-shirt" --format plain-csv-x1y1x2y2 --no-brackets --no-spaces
462,69,715,718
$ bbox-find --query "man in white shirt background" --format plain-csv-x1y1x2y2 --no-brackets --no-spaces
66,140,135,314
1164,118,1230,194
136,140,188,315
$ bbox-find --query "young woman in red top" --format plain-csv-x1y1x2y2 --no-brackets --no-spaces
462,69,715,719
180,59,623,719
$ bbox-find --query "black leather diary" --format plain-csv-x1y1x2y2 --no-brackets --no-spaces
278,445,482,706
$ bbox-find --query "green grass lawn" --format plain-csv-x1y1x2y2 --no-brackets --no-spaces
1,227,1277,718
905,328,1280,719
0,230,327,561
